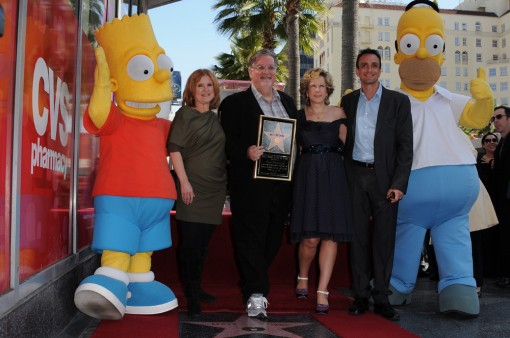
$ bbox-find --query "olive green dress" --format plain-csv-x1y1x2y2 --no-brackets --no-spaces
167,105,227,225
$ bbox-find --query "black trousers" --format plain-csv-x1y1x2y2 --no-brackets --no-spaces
350,167,398,304
231,185,291,304
178,221,216,296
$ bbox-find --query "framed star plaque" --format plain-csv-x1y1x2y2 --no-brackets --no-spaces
254,115,297,181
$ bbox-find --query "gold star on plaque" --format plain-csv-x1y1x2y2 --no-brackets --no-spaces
264,122,288,152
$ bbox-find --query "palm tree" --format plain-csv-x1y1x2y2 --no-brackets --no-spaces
285,0,300,108
213,34,288,82
341,0,358,94
213,0,327,105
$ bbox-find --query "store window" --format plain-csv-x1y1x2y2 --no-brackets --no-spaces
0,0,18,293
19,0,80,280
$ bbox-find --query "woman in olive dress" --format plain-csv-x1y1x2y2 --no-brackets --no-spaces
167,69,227,317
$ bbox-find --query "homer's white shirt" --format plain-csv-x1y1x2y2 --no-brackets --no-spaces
398,85,475,170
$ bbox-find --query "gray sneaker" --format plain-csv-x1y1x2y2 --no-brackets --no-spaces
246,293,268,319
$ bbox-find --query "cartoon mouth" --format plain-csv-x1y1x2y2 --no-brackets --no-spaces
126,100,170,109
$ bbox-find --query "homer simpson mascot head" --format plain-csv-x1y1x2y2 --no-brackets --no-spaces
74,14,178,320
388,0,493,318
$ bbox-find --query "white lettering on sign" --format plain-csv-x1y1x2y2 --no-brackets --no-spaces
31,57,72,177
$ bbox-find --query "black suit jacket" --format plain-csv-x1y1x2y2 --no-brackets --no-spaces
219,87,298,211
494,135,510,219
341,86,413,195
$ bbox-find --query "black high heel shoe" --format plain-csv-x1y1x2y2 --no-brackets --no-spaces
296,276,308,299
316,290,329,314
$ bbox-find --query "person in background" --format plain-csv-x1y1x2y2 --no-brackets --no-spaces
341,48,413,321
476,132,499,280
290,68,352,315
491,106,510,288
219,49,298,320
167,69,227,317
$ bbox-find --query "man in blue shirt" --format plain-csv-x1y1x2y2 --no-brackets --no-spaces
341,48,413,321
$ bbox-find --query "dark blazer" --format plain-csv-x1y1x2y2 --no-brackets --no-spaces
494,136,510,218
219,87,298,210
341,86,413,195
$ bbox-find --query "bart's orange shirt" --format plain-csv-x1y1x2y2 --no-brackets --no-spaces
84,103,177,199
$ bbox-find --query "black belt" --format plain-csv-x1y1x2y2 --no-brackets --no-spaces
302,144,342,154
353,160,375,169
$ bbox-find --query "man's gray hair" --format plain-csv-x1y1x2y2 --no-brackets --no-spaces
248,49,277,68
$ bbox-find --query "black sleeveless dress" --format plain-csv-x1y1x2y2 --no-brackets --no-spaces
290,109,353,242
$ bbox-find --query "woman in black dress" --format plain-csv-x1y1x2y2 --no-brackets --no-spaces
290,68,352,314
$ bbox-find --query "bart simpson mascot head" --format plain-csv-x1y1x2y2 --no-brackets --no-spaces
388,0,493,318
74,14,178,320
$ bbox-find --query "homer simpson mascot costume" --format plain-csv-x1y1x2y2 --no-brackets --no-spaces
388,0,493,318
74,14,178,320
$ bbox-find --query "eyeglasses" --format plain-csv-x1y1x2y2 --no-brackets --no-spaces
251,65,277,72
490,114,508,123
484,138,498,144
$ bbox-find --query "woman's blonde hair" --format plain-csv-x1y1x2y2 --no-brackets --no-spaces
300,68,335,106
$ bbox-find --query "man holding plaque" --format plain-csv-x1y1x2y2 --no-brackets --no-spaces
219,49,297,320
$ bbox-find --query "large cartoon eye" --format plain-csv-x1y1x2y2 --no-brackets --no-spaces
157,54,174,73
399,34,420,55
127,55,154,81
425,34,444,56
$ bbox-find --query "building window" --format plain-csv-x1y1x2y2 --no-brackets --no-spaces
476,53,482,62
440,81,447,88
475,22,481,32
378,17,383,26
462,51,468,63
378,31,383,41
456,82,461,92
441,67,447,76
489,68,496,77
503,53,508,61
384,18,389,26
454,22,459,30
464,83,469,91
462,23,467,31
455,51,461,63
492,25,497,33
490,83,497,92
502,97,509,105
456,67,461,76
502,23,506,33
385,63,390,73
476,39,481,47
384,46,391,59
493,39,498,48
493,54,499,61
455,37,460,46
384,32,390,41
385,79,390,88
463,67,468,77
503,38,506,48
501,82,508,91
462,37,467,46
377,46,383,58
502,67,509,76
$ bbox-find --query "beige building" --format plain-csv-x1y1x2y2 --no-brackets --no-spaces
316,0,510,106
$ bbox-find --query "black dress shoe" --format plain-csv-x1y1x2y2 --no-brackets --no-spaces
374,303,400,321
348,298,369,315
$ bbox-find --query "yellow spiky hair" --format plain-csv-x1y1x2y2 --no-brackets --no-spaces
95,14,159,62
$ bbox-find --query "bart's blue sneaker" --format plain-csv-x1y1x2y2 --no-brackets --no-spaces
126,271,178,315
74,267,129,320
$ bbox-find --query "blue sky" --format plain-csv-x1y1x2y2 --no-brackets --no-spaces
149,0,462,91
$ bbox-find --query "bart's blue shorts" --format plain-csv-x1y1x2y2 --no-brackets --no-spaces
91,195,174,255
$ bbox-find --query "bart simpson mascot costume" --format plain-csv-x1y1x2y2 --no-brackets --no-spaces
74,14,178,320
388,0,493,318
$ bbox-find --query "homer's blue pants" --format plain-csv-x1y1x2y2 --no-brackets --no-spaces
391,165,479,294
